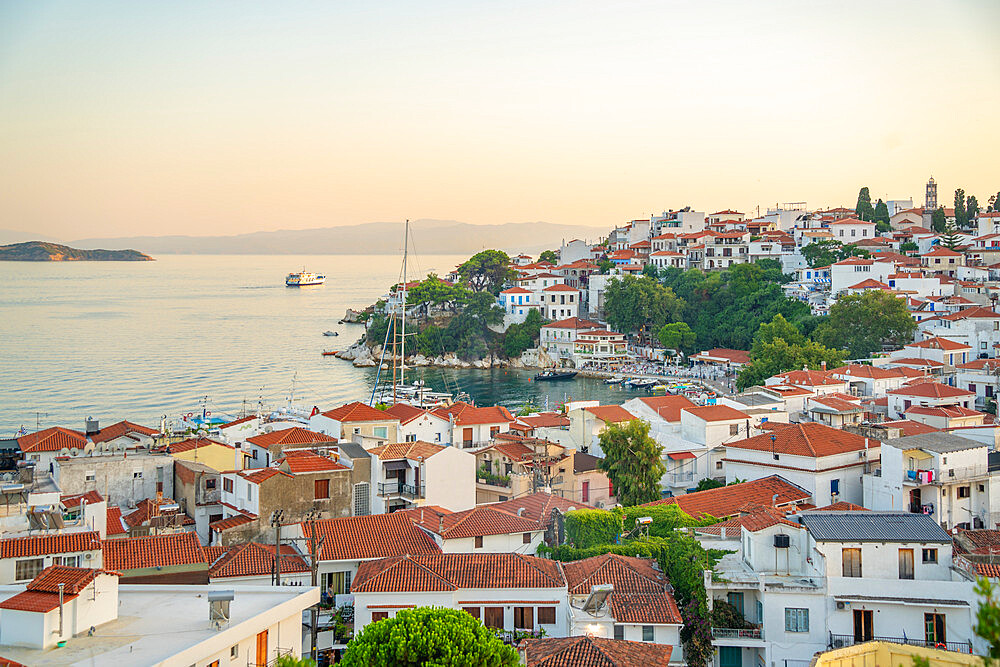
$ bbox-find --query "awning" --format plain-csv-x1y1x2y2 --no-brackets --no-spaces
383,460,411,471
667,452,695,460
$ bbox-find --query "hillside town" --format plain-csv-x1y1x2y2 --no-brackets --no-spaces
6,182,1000,666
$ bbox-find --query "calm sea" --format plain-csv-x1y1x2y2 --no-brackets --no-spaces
0,255,633,436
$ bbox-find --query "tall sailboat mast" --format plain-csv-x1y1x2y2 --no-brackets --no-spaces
393,220,409,404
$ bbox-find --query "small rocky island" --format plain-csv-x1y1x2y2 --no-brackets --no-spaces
0,241,154,261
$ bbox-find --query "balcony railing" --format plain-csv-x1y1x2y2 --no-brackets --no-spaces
905,465,989,484
377,481,425,499
669,471,695,484
712,627,763,640
828,633,971,654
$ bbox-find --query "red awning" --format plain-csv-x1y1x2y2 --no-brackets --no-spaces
667,452,695,460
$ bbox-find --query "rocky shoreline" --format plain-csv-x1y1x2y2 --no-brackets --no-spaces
335,339,556,371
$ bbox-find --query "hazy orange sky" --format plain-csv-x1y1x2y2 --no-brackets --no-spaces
2,1,999,239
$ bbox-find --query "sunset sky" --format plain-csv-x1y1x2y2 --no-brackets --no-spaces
2,0,998,239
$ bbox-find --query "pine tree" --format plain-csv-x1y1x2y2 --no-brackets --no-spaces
873,199,890,231
968,195,980,224
939,223,962,250
855,187,875,221
932,207,947,233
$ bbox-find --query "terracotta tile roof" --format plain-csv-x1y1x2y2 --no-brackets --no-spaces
16,426,86,453
220,415,257,429
698,503,803,535
543,284,579,292
878,420,941,436
642,476,810,518
427,506,543,539
829,364,907,379
583,406,636,423
101,532,207,571
277,449,349,474
682,405,749,422
905,405,983,418
384,402,447,425
367,441,446,461
106,507,127,536
517,413,571,429
907,336,971,351
563,553,665,595
0,656,28,667
608,593,683,625
209,543,310,579
480,440,535,463
167,437,232,454
238,467,293,484
246,427,335,447
773,369,843,386
0,531,101,558
352,553,565,593
729,422,879,458
888,382,975,399
122,497,191,528
61,490,103,509
321,401,400,422
809,396,865,413
89,420,158,444
635,395,697,422
956,359,1000,371
210,512,257,533
489,493,598,528
939,306,1000,321
887,357,943,367
521,636,673,667
541,317,602,330
434,402,515,425
0,590,79,613
203,545,231,564
25,566,109,594
693,348,751,364
304,512,442,561
971,562,1000,578
811,501,869,511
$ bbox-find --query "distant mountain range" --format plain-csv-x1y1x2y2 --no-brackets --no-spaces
0,241,153,262
65,220,605,256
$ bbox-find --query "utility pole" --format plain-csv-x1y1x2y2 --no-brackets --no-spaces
270,510,284,586
307,511,325,663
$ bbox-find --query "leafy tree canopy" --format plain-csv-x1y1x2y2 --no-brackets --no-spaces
603,275,686,335
812,290,917,359
458,250,515,295
932,207,948,233
596,420,667,507
658,321,697,355
855,186,875,222
341,607,519,667
801,240,870,268
955,188,968,228
737,337,845,389
538,249,558,264
939,223,962,250
405,274,471,310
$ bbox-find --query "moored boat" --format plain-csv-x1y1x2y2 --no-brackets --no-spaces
533,370,578,381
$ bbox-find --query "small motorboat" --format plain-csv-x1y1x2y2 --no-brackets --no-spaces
322,350,338,356
604,376,623,385
628,378,659,389
323,331,338,337
533,369,578,381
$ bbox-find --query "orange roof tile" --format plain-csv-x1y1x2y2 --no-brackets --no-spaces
563,553,666,595
642,475,810,518
167,437,232,454
246,427,335,447
434,402,515,426
209,543,310,579
210,512,257,533
888,382,975,398
320,401,400,422
517,413,571,429
238,467,293,484
25,566,109,594
728,422,878,458
698,503,802,535
304,512,442,561
367,441,446,461
277,450,348,474
907,336,971,351
0,590,79,613
90,420,158,444
693,348,751,364
521,636,673,667
583,406,636,423
608,593,683,625
16,426,86,453
106,507,127,536
634,395,698,422
541,317,602,330
101,532,206,571
682,405,749,422
423,506,543,539
0,531,101,558
352,553,565,593
61,490,103,509
489,493,598,528
878,420,941,436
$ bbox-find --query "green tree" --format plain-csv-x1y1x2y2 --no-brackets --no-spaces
406,274,471,312
458,250,515,294
274,656,316,667
501,309,542,358
695,478,724,491
801,240,842,268
955,188,968,228
597,258,614,274
968,195,980,224
975,577,1000,663
991,193,1000,212
341,607,519,667
750,313,805,356
939,223,962,250
603,275,686,335
658,322,697,354
855,186,875,221
597,420,666,507
737,338,846,389
538,249,558,264
900,241,918,254
932,207,947,232
873,199,890,232
813,290,917,358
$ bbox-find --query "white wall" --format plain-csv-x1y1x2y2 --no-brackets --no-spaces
425,447,476,512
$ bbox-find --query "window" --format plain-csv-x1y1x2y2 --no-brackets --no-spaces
729,424,739,436
434,432,442,442
923,548,938,563
353,427,360,435
716,461,723,470
205,478,217,490
474,536,484,549
958,486,971,498
614,625,624,640
490,426,501,437
353,482,370,515
133,471,143,479
925,613,946,644
642,625,654,642
314,479,330,499
246,485,254,501
223,478,234,493
523,532,532,544
899,548,914,579
15,558,44,581
323,570,352,595
85,471,96,482
405,434,416,442
371,611,389,622
483,607,504,629
373,426,388,439
463,607,480,620
831,479,840,496
842,548,862,577
231,645,239,659
514,606,534,629
537,607,556,625
785,608,809,632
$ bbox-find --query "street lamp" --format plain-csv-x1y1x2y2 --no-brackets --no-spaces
770,434,779,460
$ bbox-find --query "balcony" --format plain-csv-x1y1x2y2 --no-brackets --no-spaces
377,481,425,499
712,627,763,641
905,465,989,485
669,471,695,485
828,634,971,654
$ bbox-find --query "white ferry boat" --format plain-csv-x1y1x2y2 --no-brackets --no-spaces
285,270,326,287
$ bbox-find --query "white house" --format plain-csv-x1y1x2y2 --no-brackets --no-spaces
829,218,876,241
541,284,581,320
433,402,516,449
384,403,452,445
919,307,1000,360
830,258,897,296
540,317,606,363
367,440,476,513
886,382,976,420
955,358,1000,408
0,531,103,585
498,287,540,325
399,505,546,554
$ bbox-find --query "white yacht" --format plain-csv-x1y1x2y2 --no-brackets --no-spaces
286,270,326,287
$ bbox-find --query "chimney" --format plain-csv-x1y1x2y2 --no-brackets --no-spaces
821,361,827,371
438,514,444,534
85,417,100,438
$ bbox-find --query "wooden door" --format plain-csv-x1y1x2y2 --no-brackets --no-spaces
255,629,268,666
898,549,914,579
581,481,590,503
853,610,873,642
463,427,473,445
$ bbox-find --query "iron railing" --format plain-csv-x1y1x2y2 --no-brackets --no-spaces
712,627,763,640
377,481,425,499
828,633,971,654
670,471,695,484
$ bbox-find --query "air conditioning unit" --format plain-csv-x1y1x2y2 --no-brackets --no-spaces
832,638,847,648
774,534,790,548
83,553,93,560
836,601,846,610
